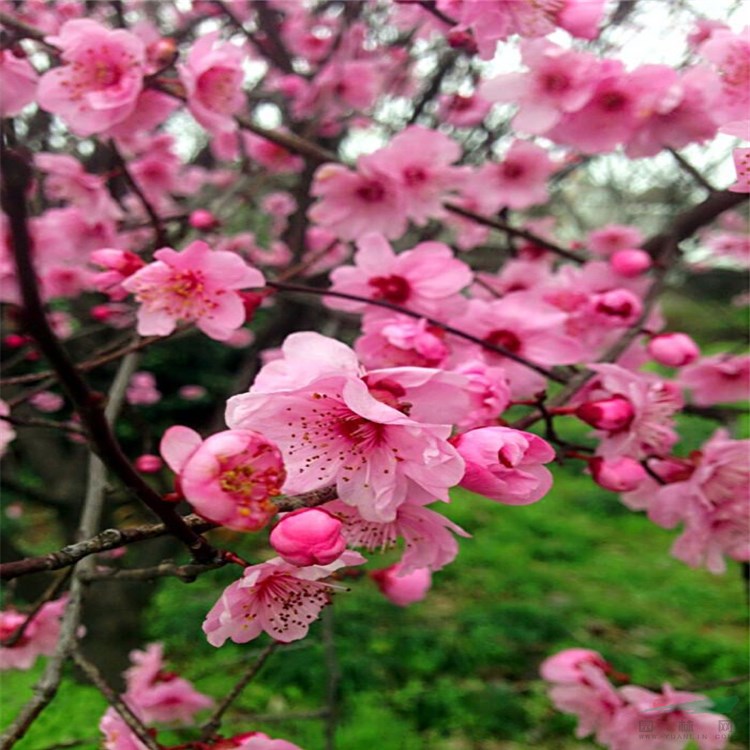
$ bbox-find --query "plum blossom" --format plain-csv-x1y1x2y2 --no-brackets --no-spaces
587,225,644,257
125,371,161,406
37,20,145,136
371,563,432,607
121,240,265,341
270,508,347,567
437,91,491,127
0,49,38,117
679,354,750,406
203,551,365,645
160,426,285,532
647,333,700,367
327,233,472,319
452,426,555,505
0,597,67,671
226,332,467,522
178,31,246,133
589,457,647,493
123,643,213,724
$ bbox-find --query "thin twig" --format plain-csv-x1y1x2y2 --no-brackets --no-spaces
80,560,226,583
668,148,716,193
0,413,84,434
71,649,160,750
199,642,279,740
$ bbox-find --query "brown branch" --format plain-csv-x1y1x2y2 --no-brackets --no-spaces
668,148,716,193
79,560,226,583
71,649,160,750
253,1,295,74
199,641,279,740
444,203,586,264
267,281,568,384
408,51,458,125
109,140,167,248
416,0,457,26
0,413,84,435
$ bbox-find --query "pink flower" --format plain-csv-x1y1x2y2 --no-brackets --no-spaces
99,707,148,750
325,498,469,574
0,49,38,117
203,552,365,645
610,249,652,278
583,364,682,460
37,20,145,136
270,508,347,567
134,454,163,473
700,27,750,124
371,563,432,607
309,163,408,241
587,225,644,257
178,31,246,133
728,147,750,193
588,289,643,328
540,648,610,684
327,233,472,319
122,643,213,725
362,126,466,225
589,456,647,493
477,140,554,210
437,92,491,127
0,597,67,671
160,426,285,532
648,333,700,368
121,240,265,341
126,371,161,406
226,332,467,522
452,426,555,505
481,40,599,135
29,390,64,413
355,315,450,369
451,359,512,432
188,209,219,231
679,354,750,406
229,732,303,750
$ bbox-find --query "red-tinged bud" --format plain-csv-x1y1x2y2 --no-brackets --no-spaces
610,248,652,277
446,28,478,54
647,333,700,368
576,394,635,432
135,454,163,473
148,37,178,67
3,334,29,348
270,508,346,567
589,456,647,492
188,209,220,231
90,304,114,322
239,291,265,322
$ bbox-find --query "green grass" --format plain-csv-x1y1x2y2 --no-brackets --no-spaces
2,464,747,750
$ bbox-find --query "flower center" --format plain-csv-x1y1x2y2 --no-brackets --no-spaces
485,329,522,354
368,274,411,304
356,180,386,203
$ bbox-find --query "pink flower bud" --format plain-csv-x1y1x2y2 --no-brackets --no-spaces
576,395,635,432
451,426,555,505
446,28,478,54
135,454,164,473
270,508,346,566
29,391,64,413
370,564,432,607
540,648,609,684
589,456,647,492
148,37,178,67
590,289,642,326
3,334,29,348
188,209,220,230
647,333,700,367
610,249,652,277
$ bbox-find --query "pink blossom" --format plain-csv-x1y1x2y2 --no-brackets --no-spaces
437,92,491,127
122,642,213,725
134,454,163,473
37,20,145,136
244,133,304,174
648,333,700,368
540,648,610,684
363,126,466,225
588,289,643,328
700,27,750,124
0,49,38,117
203,552,365,645
126,371,161,406
270,508,347,567
481,40,599,135
679,354,750,406
582,364,682,459
160,426,285,532
0,597,67,671
178,31,246,133
355,315,450,369
452,426,555,505
99,707,148,750
587,225,644,257
226,332,466,522
589,456,647,493
728,147,750,193
610,249,652,277
188,209,219,231
231,732,304,750
451,359,512,431
325,498,469,574
309,162,408,241
477,140,554,210
29,391,64,413
327,233,472,319
179,385,207,401
371,563,432,606
121,240,265,341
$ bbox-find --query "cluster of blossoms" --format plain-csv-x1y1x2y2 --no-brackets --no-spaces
541,649,731,750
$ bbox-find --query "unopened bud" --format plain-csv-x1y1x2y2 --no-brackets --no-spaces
576,395,635,432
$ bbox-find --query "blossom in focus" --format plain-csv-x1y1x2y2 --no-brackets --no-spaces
452,426,555,505
121,240,265,341
160,426,286,532
371,563,432,607
37,20,145,135
203,552,365,646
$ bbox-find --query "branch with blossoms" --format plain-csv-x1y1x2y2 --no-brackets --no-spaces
0,2,748,749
